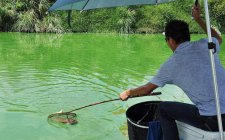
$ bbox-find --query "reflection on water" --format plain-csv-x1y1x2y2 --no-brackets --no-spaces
0,33,224,140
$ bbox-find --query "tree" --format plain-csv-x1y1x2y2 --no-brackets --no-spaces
0,0,224,33
210,0,225,33
117,7,136,34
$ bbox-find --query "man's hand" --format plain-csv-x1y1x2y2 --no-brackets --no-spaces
192,2,222,45
119,89,131,101
119,83,158,101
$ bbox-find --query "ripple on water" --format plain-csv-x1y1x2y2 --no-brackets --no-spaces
0,33,205,140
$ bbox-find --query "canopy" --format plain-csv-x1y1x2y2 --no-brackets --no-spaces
49,0,175,11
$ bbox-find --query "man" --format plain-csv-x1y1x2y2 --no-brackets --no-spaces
120,3,225,140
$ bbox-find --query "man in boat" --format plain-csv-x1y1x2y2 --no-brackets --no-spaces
120,3,225,140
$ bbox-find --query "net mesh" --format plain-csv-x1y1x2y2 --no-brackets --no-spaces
48,112,77,125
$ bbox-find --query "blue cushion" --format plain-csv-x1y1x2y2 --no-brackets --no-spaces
147,121,163,140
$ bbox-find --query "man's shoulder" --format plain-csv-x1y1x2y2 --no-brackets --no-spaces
192,38,207,45
192,37,220,52
192,37,219,44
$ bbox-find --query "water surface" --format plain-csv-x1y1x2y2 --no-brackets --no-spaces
0,33,224,140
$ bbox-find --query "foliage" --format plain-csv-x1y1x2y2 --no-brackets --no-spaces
0,1,17,31
70,9,120,33
0,0,64,33
117,7,136,34
0,0,224,33
210,0,225,33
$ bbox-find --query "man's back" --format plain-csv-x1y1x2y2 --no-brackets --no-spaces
170,38,225,115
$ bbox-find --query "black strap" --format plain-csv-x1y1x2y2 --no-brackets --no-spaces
208,42,216,54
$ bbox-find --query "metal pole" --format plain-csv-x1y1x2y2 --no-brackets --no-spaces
204,0,224,139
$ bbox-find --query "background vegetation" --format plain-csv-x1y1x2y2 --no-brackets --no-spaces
0,0,225,34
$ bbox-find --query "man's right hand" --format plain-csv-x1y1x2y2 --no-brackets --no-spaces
119,89,131,101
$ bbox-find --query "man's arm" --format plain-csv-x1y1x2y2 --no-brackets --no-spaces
119,82,158,101
192,4,222,45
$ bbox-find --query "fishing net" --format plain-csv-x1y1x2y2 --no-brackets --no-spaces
47,92,162,125
48,112,77,125
47,98,120,125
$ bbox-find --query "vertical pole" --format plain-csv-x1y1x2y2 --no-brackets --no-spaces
204,0,224,139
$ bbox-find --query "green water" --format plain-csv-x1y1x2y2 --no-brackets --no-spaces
0,33,224,140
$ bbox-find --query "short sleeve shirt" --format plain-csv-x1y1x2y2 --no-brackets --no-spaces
150,38,225,115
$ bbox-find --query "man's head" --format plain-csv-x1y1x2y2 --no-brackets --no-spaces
165,20,190,51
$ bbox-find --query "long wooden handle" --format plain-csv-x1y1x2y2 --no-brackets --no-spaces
67,92,162,113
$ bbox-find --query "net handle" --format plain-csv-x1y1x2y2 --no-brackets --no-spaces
66,92,162,113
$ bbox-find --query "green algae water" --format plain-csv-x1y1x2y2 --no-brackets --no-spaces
0,33,224,140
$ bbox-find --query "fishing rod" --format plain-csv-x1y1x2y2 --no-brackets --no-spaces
47,92,162,125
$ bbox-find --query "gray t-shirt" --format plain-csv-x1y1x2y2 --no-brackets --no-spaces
150,37,225,116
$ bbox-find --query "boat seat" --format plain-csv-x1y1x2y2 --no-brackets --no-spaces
176,121,225,140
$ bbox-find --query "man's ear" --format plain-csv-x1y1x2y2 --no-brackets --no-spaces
168,38,177,47
167,37,178,52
